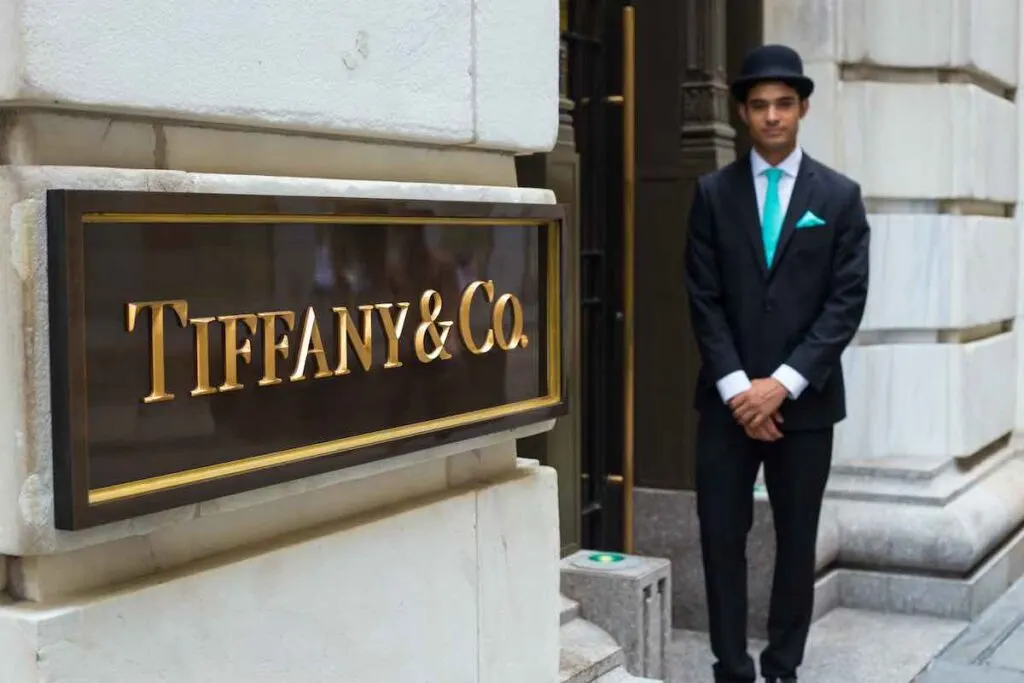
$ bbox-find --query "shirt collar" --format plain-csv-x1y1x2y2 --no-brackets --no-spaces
750,146,803,178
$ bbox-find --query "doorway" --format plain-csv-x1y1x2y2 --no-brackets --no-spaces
564,0,633,552
518,0,712,555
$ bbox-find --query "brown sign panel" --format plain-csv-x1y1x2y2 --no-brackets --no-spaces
47,190,567,530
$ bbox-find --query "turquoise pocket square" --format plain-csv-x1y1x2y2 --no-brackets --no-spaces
795,210,826,229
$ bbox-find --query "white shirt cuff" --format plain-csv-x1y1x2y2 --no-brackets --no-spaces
772,364,809,400
716,370,752,404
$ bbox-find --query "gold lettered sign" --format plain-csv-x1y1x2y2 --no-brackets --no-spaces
46,190,566,530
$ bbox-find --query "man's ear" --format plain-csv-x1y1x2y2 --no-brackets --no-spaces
799,99,811,119
737,104,749,125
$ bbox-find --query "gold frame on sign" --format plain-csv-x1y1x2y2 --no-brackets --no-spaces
79,213,563,506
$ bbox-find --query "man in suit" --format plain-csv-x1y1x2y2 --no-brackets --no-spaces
684,44,870,683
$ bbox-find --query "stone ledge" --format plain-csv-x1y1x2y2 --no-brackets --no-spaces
3,109,520,186
636,452,1024,630
830,452,1024,574
827,440,1019,506
559,618,624,683
841,65,1015,101
835,523,1024,621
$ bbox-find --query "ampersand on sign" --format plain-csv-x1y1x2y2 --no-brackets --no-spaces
414,290,453,363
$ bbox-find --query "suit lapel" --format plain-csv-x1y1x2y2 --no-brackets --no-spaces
769,155,817,275
729,155,769,279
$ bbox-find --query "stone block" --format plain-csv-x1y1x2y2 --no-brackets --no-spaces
0,164,553,557
763,0,839,64
3,0,475,143
841,83,1017,202
860,215,1017,332
0,462,562,683
3,490,482,683
840,0,1018,87
560,551,671,680
836,332,1017,461
0,0,559,152
767,0,1019,87
477,463,560,683
472,0,559,151
799,61,841,168
9,453,452,601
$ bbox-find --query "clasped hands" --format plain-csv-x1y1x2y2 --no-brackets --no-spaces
728,378,788,442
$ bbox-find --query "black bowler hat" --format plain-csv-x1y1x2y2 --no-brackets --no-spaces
730,44,815,101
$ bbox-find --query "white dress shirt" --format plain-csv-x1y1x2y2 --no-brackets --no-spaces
715,147,810,404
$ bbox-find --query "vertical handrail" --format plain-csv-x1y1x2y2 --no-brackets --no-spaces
621,3,636,554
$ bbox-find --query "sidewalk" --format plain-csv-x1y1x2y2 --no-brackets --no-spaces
914,577,1024,682
667,608,964,683
665,577,1024,682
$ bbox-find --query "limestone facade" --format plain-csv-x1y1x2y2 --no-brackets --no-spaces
0,0,563,681
764,0,1024,616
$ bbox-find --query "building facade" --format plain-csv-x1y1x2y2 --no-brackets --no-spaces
4,0,1024,681
524,0,1024,652
0,0,566,681
618,0,1024,639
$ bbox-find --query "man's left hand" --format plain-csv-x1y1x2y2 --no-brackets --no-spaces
730,377,788,428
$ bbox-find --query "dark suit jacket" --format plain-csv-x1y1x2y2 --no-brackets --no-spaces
684,152,870,430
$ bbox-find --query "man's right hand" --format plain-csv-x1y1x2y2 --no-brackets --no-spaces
742,412,784,441
729,392,784,441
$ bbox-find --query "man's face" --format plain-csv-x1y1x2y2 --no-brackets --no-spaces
739,81,809,153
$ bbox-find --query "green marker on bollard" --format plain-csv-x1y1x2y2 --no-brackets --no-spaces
587,552,627,564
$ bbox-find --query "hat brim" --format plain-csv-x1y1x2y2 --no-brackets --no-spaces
730,72,814,101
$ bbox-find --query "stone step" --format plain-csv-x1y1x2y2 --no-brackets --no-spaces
592,665,662,682
560,594,581,625
559,617,625,683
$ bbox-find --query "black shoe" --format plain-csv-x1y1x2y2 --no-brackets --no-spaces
764,678,796,683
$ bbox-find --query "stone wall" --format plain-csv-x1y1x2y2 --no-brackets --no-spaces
761,0,1024,616
0,0,563,680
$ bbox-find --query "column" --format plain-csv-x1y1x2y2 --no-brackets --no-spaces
766,0,1024,619
680,0,736,180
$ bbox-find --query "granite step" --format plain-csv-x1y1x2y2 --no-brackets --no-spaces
592,665,662,682
559,617,625,683
561,594,581,625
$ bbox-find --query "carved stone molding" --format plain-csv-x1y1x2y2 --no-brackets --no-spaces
679,0,735,170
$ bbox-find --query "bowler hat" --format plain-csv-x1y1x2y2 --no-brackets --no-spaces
730,44,814,101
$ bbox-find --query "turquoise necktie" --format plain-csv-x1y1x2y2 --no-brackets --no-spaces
761,167,784,267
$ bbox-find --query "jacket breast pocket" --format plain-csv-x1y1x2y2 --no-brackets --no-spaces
793,223,834,255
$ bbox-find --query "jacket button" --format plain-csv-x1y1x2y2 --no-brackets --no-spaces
764,300,774,312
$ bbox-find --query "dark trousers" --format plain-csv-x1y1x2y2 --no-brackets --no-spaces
695,417,833,682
